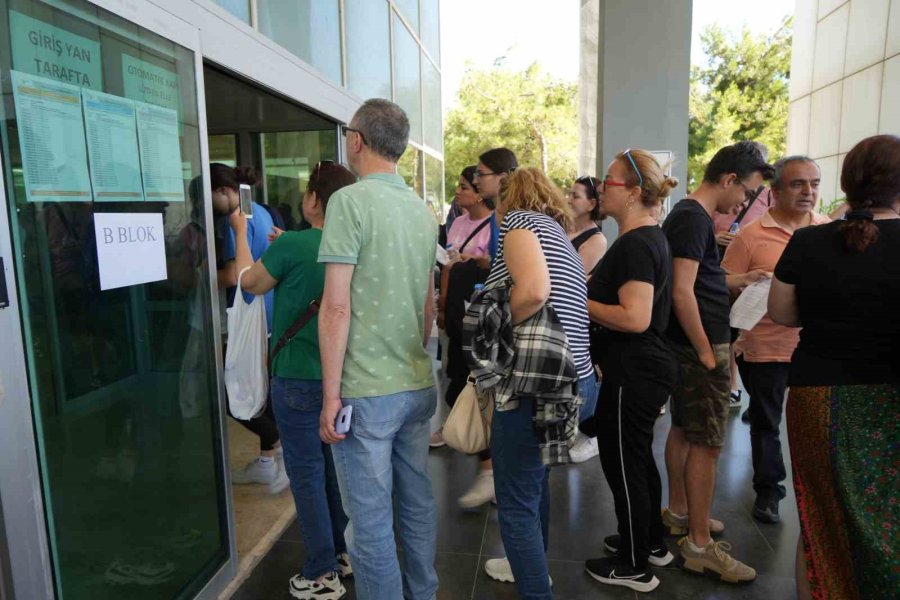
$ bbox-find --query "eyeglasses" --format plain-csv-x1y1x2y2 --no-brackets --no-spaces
622,149,644,188
736,180,764,203
311,160,335,190
599,176,628,191
472,170,499,180
341,125,367,145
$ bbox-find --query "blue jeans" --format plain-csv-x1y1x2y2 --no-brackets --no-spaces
270,377,348,580
331,386,438,600
578,373,600,423
492,396,552,600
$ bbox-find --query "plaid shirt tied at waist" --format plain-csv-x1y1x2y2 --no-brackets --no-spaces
461,279,582,466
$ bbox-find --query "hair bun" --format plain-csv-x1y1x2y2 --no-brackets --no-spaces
234,165,259,187
657,176,679,199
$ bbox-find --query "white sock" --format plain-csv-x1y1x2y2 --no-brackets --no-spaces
687,538,707,552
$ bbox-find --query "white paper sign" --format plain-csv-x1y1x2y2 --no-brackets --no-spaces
94,212,167,290
730,278,773,331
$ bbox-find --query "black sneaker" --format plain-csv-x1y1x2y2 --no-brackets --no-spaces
585,556,660,593
603,534,674,566
752,500,780,524
729,390,742,410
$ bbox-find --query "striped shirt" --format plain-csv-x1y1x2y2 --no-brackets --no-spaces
485,210,593,379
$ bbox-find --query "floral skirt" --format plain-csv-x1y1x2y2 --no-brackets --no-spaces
786,384,899,600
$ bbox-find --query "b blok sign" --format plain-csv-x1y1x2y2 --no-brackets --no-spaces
93,213,167,290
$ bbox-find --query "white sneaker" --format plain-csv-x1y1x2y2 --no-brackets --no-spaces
429,429,446,448
336,552,353,578
288,571,345,600
459,470,495,509
269,459,289,494
231,457,277,485
569,433,599,463
484,557,552,585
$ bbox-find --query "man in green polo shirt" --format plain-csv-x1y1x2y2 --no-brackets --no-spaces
318,99,439,600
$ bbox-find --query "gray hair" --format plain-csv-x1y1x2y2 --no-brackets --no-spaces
351,99,409,162
772,155,819,189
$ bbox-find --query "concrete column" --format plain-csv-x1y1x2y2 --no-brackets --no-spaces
579,0,692,240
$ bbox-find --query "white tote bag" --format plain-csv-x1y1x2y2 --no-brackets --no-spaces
223,267,269,420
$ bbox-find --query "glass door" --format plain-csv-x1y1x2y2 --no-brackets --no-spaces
0,0,231,598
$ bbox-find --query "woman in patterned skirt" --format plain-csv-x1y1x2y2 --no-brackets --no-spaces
768,135,900,600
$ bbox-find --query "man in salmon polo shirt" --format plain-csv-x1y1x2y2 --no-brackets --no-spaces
721,155,830,525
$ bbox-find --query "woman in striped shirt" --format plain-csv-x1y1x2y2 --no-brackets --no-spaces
481,168,596,599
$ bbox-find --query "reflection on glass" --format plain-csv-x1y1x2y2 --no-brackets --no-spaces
420,0,440,62
392,13,422,144
345,0,391,100
262,130,338,229
392,0,419,32
257,0,342,84
209,134,238,166
0,0,228,597
423,56,442,152
214,0,250,23
424,153,444,222
398,145,424,199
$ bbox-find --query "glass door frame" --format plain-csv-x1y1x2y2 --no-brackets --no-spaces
0,0,237,598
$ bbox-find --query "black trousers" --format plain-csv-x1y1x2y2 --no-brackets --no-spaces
736,357,789,504
445,376,492,462
596,374,668,569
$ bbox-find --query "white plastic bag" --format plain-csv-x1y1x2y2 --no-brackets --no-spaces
223,267,268,420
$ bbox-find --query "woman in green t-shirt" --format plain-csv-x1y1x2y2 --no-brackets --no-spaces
230,162,357,600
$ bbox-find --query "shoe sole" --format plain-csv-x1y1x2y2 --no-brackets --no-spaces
586,568,660,593
681,558,756,584
663,521,725,537
603,542,674,567
289,582,347,600
752,509,780,525
428,442,446,448
459,496,494,509
484,567,515,583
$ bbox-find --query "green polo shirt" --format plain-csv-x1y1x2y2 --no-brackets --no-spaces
318,173,438,399
261,229,325,380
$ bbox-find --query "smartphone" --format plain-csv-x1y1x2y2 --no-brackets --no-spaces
239,183,253,218
335,405,353,435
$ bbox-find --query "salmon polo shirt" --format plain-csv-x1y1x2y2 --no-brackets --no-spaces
721,208,831,363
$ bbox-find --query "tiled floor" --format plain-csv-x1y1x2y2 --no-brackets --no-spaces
231,393,800,599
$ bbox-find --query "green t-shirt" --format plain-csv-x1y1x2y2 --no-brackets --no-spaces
261,229,325,380
318,173,438,399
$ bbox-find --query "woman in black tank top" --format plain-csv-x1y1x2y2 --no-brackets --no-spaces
568,176,608,276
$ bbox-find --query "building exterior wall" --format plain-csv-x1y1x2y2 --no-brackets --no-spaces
787,0,899,208
579,0,692,240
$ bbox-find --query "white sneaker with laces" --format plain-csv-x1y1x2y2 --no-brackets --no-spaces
458,470,495,509
288,571,346,600
569,433,599,463
231,457,277,485
484,557,552,585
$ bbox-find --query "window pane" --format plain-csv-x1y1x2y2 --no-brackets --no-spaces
209,134,238,166
213,0,250,22
420,0,439,61
422,54,442,152
262,130,337,228
392,0,419,33
398,145,424,198
1,0,226,596
258,0,342,85
424,153,444,222
392,13,422,144
345,0,391,100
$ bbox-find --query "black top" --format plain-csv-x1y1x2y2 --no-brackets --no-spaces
774,219,900,386
588,226,677,386
571,226,602,251
662,199,731,345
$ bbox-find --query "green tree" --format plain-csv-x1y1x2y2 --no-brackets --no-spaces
688,19,792,187
443,62,578,199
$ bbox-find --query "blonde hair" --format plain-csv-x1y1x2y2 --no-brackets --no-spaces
499,168,573,230
615,149,679,209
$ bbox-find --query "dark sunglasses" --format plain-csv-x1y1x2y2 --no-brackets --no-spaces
341,125,367,145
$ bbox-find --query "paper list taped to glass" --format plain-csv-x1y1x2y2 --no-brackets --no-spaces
730,278,772,331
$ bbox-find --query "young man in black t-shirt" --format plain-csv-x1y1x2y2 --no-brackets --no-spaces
661,142,772,583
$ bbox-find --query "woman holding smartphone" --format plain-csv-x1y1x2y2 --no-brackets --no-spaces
230,162,357,600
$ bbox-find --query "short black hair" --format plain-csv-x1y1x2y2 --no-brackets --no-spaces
479,147,518,174
703,141,774,184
